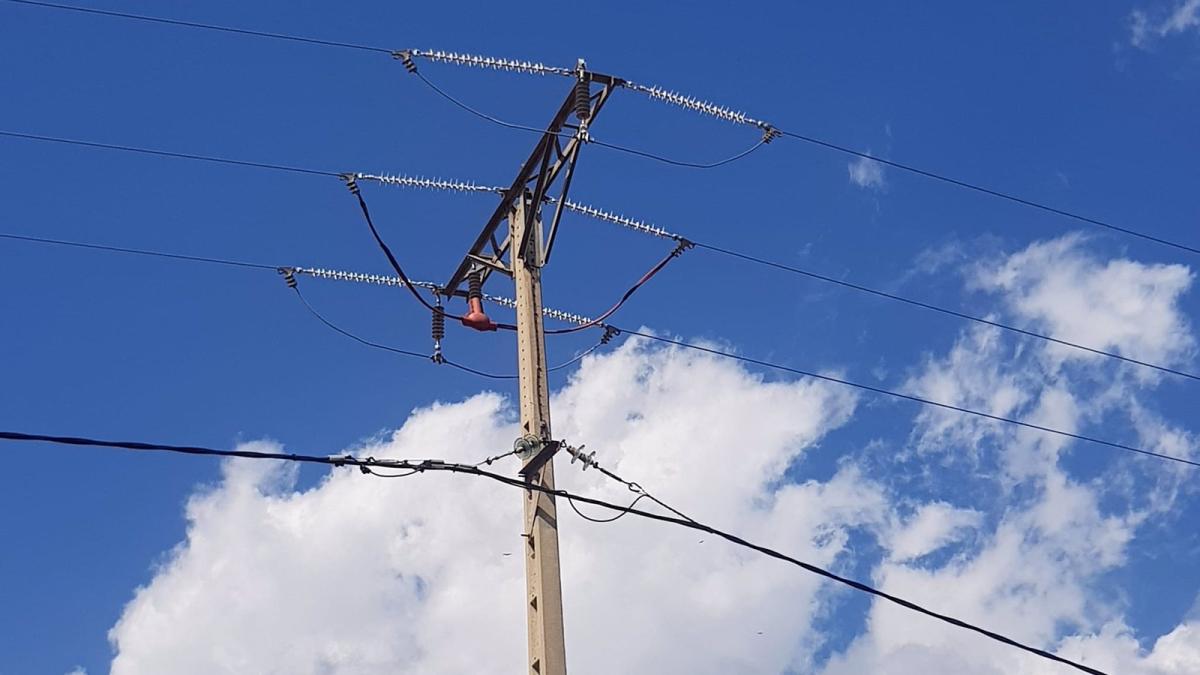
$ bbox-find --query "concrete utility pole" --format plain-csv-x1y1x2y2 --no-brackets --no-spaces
437,61,620,675
511,195,567,674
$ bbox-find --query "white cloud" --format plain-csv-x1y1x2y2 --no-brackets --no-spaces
848,154,887,190
972,233,1195,379
1131,0,1200,47
887,502,982,563
108,338,872,675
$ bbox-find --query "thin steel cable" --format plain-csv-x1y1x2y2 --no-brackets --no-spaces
612,327,1200,470
0,429,1108,675
776,130,1199,256
3,0,392,54
0,232,278,270
691,242,1200,383
0,130,339,177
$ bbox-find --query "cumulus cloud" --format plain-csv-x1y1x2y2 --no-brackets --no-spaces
848,154,887,190
1131,0,1200,48
108,339,870,675
105,235,1199,674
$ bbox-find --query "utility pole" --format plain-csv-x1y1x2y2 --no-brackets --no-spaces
436,60,620,674
511,194,566,675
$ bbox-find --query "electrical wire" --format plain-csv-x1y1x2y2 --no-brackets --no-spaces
409,70,767,170
566,492,650,523
2,0,392,54
610,326,1200,470
543,241,691,335
0,130,338,177
689,242,1200,383
775,130,1200,257
7,0,1194,256
341,176,518,330
291,281,609,379
0,429,1109,675
589,136,768,169
558,443,1104,675
540,196,1200,382
4,227,1191,472
291,284,428,361
0,232,278,270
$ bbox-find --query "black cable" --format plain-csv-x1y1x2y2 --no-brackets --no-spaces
691,241,1200,383
0,232,278,271
292,284,429,360
0,130,339,177
3,0,392,54
566,492,649,523
611,326,1200,470
544,241,691,335
413,71,567,137
411,71,766,170
589,137,767,169
777,130,1199,257
0,429,1108,675
564,449,1104,675
344,179,519,331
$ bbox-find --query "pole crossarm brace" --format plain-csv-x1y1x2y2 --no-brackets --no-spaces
441,71,621,297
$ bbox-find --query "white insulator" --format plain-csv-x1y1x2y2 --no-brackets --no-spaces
355,172,503,195
294,267,440,292
626,82,769,129
483,293,592,326
410,49,573,77
558,199,679,240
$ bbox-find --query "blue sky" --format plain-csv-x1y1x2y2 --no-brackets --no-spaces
2,1,1199,673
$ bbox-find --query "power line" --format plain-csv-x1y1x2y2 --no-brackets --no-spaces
612,327,1200,470
0,130,339,177
0,429,1108,675
289,280,613,380
690,242,1200,383
4,227,1191,471
6,1,1194,255
774,129,1200,256
0,232,278,270
408,68,770,170
558,444,1104,675
2,0,392,54
358,171,1200,383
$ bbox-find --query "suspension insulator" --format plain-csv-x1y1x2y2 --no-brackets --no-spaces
574,77,590,121
468,273,483,300
431,310,445,342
